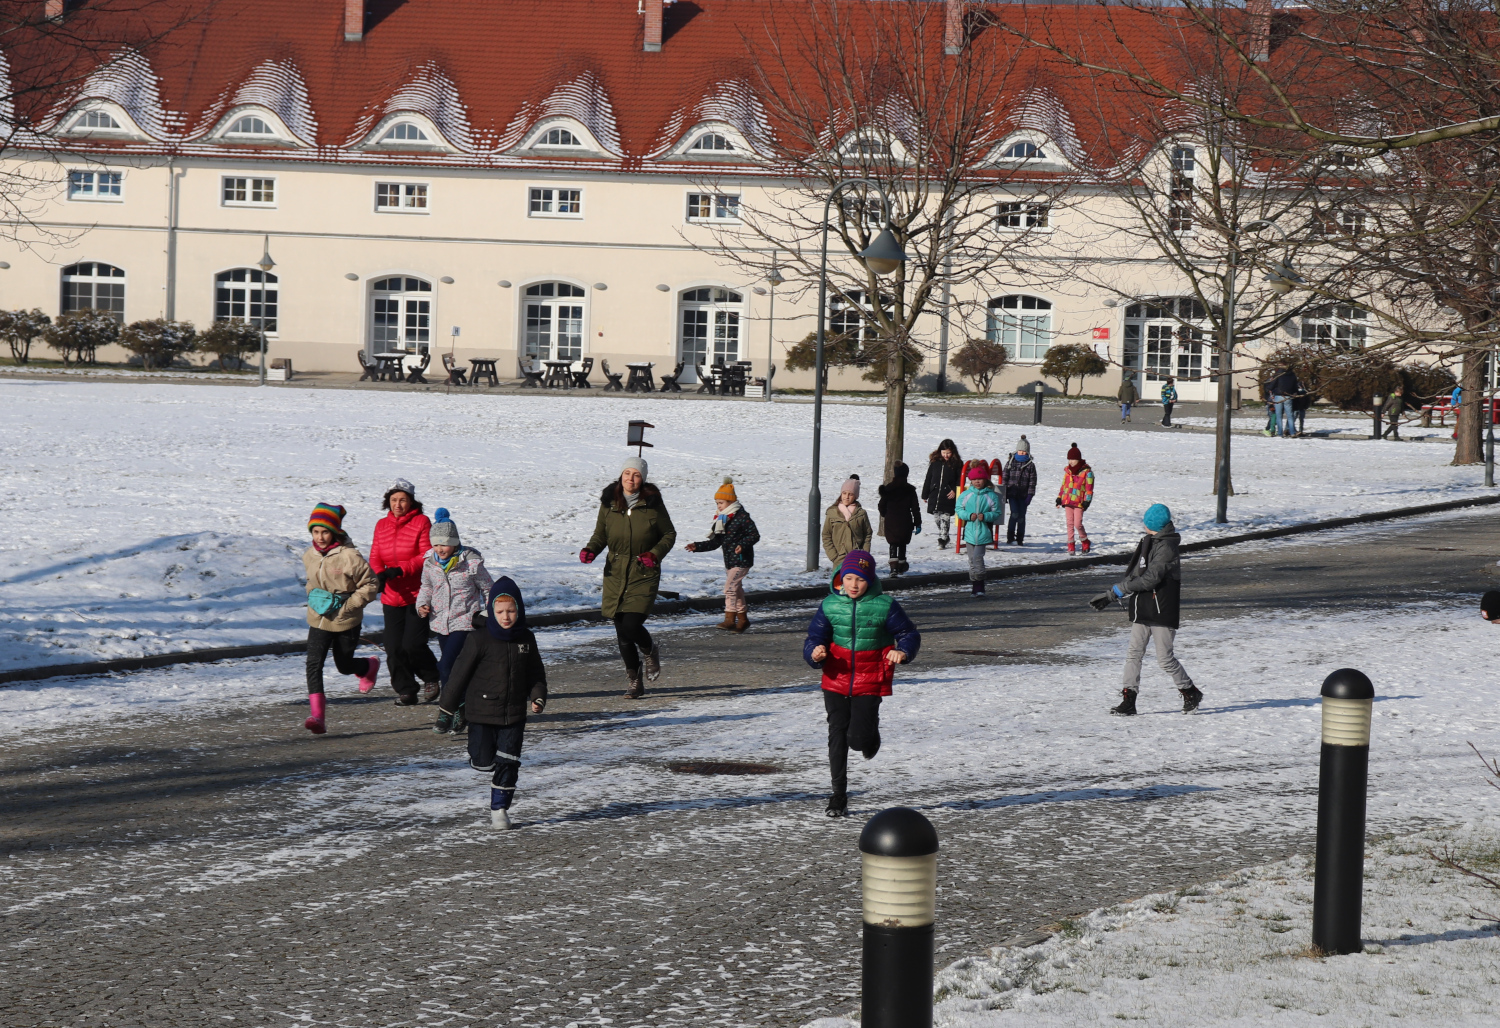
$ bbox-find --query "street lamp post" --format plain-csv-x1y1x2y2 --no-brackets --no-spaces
806,180,908,572
1487,343,1497,487
257,235,276,386
767,258,784,402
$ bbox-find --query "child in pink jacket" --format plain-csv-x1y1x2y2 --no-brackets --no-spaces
1055,442,1095,554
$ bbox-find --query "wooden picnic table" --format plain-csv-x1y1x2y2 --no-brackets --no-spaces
543,360,575,389
469,358,500,387
372,352,408,382
625,362,655,393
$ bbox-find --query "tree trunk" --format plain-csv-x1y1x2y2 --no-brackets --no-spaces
884,344,907,485
1454,346,1486,464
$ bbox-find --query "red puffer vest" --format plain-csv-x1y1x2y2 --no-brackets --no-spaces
369,510,432,607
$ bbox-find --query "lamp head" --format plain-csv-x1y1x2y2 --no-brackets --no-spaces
860,227,908,277
1264,262,1303,296
768,270,785,287
257,235,276,273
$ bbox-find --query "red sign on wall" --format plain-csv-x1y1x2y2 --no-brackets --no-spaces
1092,327,1111,340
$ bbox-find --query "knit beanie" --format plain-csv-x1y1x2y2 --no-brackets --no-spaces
429,507,460,547
966,464,990,481
1015,434,1031,454
1483,591,1500,620
838,549,877,585
715,476,738,502
1143,503,1172,532
622,455,649,481
383,478,417,509
841,475,861,498
308,503,345,535
1067,443,1083,461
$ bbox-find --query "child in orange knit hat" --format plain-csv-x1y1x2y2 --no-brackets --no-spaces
685,477,761,632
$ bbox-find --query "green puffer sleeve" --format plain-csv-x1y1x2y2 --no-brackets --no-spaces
650,504,677,562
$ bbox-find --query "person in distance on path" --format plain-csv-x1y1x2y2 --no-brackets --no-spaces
1089,503,1203,715
822,475,873,567
954,463,1003,596
435,578,546,830
1118,374,1138,422
921,439,964,550
685,477,761,633
803,550,921,818
1002,435,1037,546
1159,377,1179,427
877,461,922,577
301,503,380,735
1055,443,1094,555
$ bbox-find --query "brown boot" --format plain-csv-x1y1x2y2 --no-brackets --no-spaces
624,669,645,699
732,609,750,633
715,610,736,630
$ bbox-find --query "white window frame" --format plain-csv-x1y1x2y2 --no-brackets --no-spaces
67,169,123,202
685,192,741,223
375,181,429,213
1167,145,1196,236
535,127,584,148
689,133,736,152
221,176,277,208
678,287,746,370
528,186,584,219
519,281,589,362
381,122,430,144
214,267,279,336
225,115,276,137
987,294,1056,362
1301,305,1369,349
995,201,1051,231
998,140,1047,161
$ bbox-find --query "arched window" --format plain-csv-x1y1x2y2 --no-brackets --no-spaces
60,262,125,321
828,290,892,348
228,116,273,135
987,295,1053,361
679,288,743,371
214,268,278,332
371,276,433,354
538,128,582,147
78,110,120,129
690,133,734,151
1123,298,1214,386
383,122,428,142
1001,141,1045,159
523,282,586,361
1301,305,1368,349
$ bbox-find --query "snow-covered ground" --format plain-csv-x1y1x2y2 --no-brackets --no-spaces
815,825,1500,1027
0,380,1485,671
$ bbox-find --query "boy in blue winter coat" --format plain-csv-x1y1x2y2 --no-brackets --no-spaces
954,464,1004,595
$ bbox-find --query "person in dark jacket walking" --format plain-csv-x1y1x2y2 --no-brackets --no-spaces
1003,435,1038,545
1089,503,1202,715
580,456,676,698
921,440,964,549
1267,367,1301,438
435,577,547,830
803,550,921,817
877,461,922,576
685,477,761,633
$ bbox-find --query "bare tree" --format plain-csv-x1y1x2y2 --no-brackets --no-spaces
691,0,1065,483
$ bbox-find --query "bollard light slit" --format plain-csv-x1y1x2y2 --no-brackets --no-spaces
859,807,938,1028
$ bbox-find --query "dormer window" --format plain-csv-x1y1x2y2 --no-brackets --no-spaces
539,128,582,147
228,116,273,135
1002,141,1045,159
856,138,891,157
690,133,734,152
78,111,120,129
383,122,428,142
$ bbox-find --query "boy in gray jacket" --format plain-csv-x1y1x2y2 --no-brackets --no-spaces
1089,503,1202,715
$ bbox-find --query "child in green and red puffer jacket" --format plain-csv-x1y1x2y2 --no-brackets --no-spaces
802,549,921,818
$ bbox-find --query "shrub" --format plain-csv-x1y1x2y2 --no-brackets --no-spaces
950,338,1010,393
44,309,119,366
198,318,262,370
1040,343,1109,396
118,318,197,370
0,308,51,364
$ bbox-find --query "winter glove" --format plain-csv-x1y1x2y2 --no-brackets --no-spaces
913,523,921,535
1055,497,1063,508
637,553,658,570
1082,500,1092,512
1088,592,1114,611
375,567,402,589
579,549,597,564
433,708,456,735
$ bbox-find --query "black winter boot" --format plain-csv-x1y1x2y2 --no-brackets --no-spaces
1180,685,1203,713
826,793,848,817
1110,689,1138,716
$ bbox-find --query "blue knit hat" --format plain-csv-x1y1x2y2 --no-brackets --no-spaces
839,549,878,585
1143,503,1172,532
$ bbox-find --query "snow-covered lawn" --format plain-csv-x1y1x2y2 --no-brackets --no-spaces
0,380,1485,671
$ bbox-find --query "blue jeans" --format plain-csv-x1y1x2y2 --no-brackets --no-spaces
1272,397,1295,436
436,630,470,685
1006,496,1030,543
1120,402,1132,421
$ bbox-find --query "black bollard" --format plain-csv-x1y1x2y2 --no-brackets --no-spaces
1032,384,1044,425
860,807,938,1028
1312,668,1374,955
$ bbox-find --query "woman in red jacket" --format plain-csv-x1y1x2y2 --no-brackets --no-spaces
369,479,440,704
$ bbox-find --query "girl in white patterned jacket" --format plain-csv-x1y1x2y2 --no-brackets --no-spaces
415,508,495,692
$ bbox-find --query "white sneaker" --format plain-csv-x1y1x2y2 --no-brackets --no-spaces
490,808,512,830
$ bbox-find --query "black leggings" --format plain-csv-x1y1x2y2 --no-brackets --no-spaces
823,691,882,795
613,611,654,673
306,626,370,695
383,603,439,697
889,542,907,562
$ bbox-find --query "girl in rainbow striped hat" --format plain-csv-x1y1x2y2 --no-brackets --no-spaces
301,502,381,734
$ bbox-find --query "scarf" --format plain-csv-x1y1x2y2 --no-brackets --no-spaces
313,539,341,556
485,576,529,642
838,499,860,521
438,549,462,573
710,501,742,535
1068,460,1091,476
623,490,642,510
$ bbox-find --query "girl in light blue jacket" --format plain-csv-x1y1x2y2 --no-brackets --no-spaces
954,465,1003,596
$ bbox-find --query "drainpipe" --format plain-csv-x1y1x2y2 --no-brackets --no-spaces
164,159,181,319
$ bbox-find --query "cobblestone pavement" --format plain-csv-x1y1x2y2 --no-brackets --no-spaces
1,513,1493,1027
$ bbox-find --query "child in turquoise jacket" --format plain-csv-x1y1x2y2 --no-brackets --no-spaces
954,464,1003,596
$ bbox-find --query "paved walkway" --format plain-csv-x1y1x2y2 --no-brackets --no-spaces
1,514,1493,1027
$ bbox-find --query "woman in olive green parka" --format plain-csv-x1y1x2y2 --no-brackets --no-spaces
580,456,676,698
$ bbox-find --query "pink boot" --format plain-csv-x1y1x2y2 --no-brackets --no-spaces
304,693,327,735
357,656,380,694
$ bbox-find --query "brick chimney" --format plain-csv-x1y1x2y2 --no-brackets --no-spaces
1246,0,1271,63
344,0,363,42
944,0,963,55
643,0,663,53
44,0,63,21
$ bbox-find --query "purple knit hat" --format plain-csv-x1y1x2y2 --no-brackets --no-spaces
838,549,877,585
